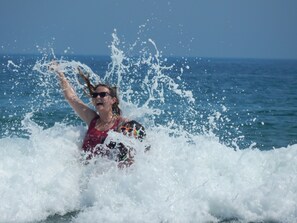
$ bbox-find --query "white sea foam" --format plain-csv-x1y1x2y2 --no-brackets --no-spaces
1,119,297,222
0,117,83,222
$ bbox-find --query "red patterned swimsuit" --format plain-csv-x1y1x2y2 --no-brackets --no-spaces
82,116,123,159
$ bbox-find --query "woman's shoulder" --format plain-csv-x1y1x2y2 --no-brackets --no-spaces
115,116,129,126
112,116,127,130
89,115,100,127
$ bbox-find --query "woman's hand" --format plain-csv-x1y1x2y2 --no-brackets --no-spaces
48,61,65,78
48,60,59,72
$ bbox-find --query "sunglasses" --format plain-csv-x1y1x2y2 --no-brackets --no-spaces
91,92,110,98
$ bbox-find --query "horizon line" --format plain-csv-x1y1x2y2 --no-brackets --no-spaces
1,53,297,61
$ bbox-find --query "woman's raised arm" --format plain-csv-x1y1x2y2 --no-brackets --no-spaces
49,63,97,125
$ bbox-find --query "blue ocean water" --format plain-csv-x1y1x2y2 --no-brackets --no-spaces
0,36,297,223
1,55,296,150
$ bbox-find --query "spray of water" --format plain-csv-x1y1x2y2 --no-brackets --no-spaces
31,30,198,135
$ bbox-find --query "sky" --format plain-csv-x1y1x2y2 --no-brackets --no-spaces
1,0,297,59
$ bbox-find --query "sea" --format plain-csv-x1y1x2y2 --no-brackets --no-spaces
1,34,297,223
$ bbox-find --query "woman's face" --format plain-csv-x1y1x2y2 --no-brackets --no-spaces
92,86,116,113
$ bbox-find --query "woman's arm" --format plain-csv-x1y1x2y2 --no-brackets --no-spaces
50,63,97,125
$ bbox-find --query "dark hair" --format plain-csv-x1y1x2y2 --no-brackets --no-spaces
78,68,122,115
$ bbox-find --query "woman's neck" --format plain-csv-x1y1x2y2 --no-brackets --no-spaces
94,112,117,131
99,112,114,124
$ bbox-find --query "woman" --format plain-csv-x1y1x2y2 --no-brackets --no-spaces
49,63,137,166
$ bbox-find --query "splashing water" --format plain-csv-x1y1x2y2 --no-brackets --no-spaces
32,30,197,132
0,32,297,223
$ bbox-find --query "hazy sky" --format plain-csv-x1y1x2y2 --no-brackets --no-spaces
1,0,297,59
